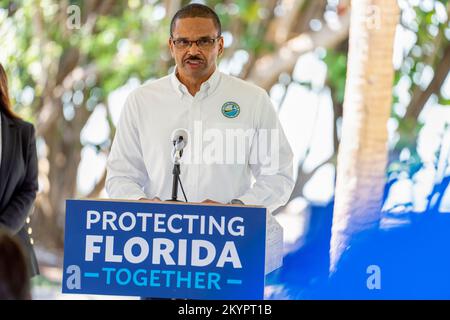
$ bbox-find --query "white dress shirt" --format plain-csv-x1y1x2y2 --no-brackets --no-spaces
106,68,294,212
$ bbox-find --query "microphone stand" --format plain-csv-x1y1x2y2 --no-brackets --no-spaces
171,162,181,201
170,138,183,202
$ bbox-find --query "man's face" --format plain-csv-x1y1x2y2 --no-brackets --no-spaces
169,17,223,81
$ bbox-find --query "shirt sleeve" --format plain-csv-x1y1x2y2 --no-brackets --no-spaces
105,92,149,200
237,91,294,212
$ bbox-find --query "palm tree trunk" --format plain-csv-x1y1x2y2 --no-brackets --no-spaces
330,0,399,272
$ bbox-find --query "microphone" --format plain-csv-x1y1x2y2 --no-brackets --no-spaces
171,128,189,164
169,128,189,202
171,128,189,149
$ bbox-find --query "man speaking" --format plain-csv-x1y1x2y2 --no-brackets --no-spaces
106,3,294,213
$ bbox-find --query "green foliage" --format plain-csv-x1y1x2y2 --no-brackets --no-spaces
389,0,450,179
395,0,449,113
1,0,447,177
322,0,449,178
438,96,450,105
0,0,175,122
31,275,60,288
0,0,275,125
323,49,347,104
395,116,424,149
387,153,423,178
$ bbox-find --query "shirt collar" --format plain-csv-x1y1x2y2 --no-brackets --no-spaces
170,66,221,98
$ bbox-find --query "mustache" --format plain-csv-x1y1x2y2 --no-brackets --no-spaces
184,56,204,62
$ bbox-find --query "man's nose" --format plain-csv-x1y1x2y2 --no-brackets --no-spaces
187,42,200,54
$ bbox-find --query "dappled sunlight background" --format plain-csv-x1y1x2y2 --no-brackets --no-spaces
0,0,449,299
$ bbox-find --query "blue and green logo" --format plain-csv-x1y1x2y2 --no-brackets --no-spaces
221,101,240,118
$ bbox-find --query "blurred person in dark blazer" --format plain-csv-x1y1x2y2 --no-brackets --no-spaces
0,229,31,299
0,63,39,277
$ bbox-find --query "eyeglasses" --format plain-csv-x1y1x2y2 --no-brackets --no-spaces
171,36,221,50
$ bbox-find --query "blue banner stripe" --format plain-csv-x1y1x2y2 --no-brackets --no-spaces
226,279,242,285
84,272,100,278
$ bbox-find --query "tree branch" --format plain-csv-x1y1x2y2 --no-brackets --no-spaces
246,4,350,90
404,45,450,120
265,0,307,45
35,2,118,137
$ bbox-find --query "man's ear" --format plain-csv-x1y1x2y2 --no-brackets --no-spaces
218,37,224,57
168,38,175,58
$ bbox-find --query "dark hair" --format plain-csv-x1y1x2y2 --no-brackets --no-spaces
170,3,221,37
0,63,20,120
0,229,31,300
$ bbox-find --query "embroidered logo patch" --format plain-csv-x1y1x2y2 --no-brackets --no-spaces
221,101,240,118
